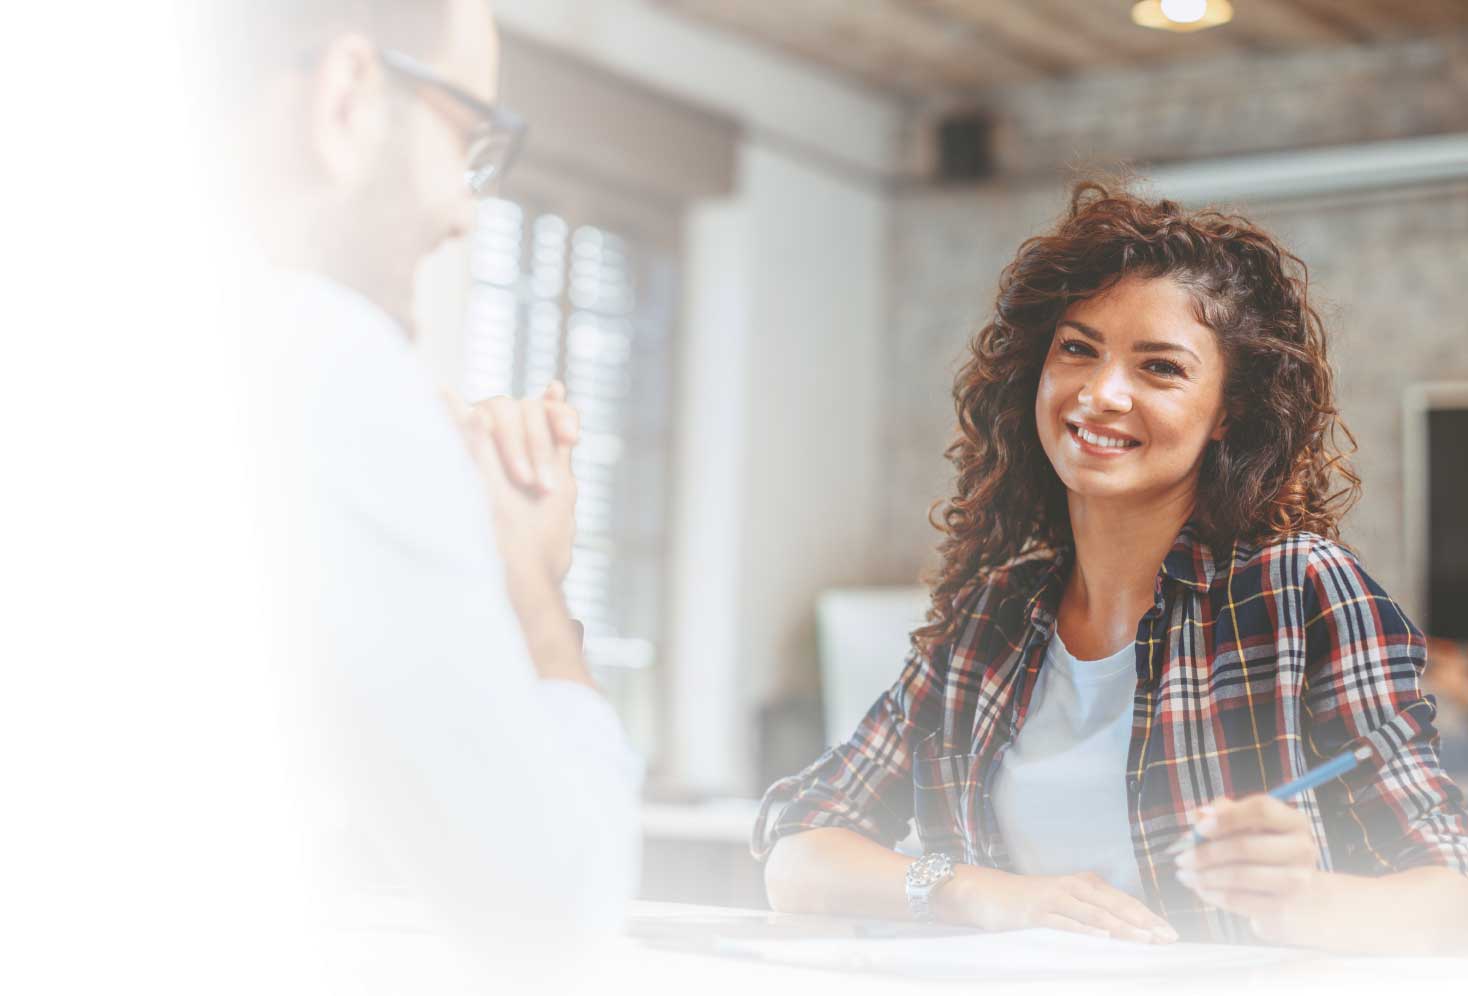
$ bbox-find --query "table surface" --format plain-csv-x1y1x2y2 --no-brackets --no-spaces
574,900,1467,996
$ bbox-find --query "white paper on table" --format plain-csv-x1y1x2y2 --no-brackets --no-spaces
715,928,1308,980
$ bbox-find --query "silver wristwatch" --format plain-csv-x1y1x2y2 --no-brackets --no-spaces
904,852,954,921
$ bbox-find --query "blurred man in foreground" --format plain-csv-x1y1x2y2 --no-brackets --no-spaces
209,0,642,989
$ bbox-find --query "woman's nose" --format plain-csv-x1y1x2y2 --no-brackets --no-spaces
1078,362,1133,413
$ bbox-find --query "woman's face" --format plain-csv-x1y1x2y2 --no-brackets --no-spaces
1035,275,1229,508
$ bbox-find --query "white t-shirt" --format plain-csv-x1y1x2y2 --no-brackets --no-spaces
254,269,643,991
991,631,1144,898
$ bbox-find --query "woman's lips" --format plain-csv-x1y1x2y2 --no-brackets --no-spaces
1067,421,1143,456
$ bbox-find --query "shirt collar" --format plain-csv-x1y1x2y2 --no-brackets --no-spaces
1158,518,1220,592
264,266,409,344
1023,517,1219,632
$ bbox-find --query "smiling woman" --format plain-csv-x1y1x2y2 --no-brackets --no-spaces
918,182,1360,643
753,181,1468,954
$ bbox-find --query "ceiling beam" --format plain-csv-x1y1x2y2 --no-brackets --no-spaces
1026,0,1247,62
1221,0,1357,49
905,0,1101,77
647,0,922,97
1274,0,1382,43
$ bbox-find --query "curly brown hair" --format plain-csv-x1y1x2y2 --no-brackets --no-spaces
913,180,1360,656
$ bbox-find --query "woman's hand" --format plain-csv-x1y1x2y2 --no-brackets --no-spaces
943,867,1178,944
1174,795,1322,945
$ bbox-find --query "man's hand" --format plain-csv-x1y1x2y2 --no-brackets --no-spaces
447,381,580,584
1174,795,1323,945
445,381,589,686
473,380,580,497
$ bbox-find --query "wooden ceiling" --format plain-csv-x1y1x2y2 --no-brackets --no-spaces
649,0,1468,98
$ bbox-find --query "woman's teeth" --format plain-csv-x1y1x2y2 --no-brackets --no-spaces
1074,425,1139,449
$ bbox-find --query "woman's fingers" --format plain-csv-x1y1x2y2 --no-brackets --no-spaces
1181,829,1316,872
1054,892,1174,944
1019,874,1177,944
1197,862,1312,895
1054,894,1138,941
1203,795,1308,838
1072,875,1178,941
1037,912,1109,939
1190,884,1296,917
1181,861,1313,900
1178,795,1319,918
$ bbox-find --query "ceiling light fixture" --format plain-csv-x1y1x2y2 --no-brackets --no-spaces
1131,0,1234,32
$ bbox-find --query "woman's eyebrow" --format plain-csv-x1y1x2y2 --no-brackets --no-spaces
1057,320,1201,364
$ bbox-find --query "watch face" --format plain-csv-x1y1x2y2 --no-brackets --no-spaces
907,852,952,887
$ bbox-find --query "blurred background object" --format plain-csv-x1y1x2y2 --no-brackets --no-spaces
408,0,1468,906
1424,638,1468,779
1406,384,1468,781
817,587,931,751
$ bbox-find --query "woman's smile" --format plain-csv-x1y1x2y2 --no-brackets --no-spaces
1066,420,1143,456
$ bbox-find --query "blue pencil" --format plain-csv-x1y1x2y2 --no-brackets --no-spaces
1167,745,1374,855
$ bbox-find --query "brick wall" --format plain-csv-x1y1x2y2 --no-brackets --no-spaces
880,180,1468,628
877,32,1468,623
904,30,1468,178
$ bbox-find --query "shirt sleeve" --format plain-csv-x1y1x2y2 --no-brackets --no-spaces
1300,539,1468,876
284,307,644,962
750,641,946,861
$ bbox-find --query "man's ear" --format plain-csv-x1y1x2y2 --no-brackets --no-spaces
309,33,389,191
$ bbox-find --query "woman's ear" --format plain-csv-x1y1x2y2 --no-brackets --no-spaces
1209,405,1232,443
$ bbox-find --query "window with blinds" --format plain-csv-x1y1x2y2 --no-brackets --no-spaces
464,196,676,753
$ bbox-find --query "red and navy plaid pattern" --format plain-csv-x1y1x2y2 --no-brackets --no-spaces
752,523,1468,942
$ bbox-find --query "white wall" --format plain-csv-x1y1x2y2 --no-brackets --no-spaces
733,142,888,708
491,0,903,179
664,196,749,795
491,0,901,794
667,142,889,794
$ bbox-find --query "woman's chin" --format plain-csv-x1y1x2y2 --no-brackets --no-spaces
1058,468,1140,496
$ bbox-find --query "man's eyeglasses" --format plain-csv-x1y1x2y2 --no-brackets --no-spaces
380,49,527,198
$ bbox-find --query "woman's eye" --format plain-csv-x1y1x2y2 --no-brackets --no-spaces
1058,339,1185,378
1145,360,1186,378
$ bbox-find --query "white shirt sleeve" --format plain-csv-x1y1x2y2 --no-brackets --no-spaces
268,274,642,980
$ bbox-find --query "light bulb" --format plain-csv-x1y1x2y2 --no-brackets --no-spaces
1160,0,1208,22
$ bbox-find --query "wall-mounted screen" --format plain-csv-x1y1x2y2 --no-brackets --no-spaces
1426,406,1468,639
1407,383,1468,642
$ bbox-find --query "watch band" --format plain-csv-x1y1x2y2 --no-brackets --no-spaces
908,889,936,921
905,852,954,922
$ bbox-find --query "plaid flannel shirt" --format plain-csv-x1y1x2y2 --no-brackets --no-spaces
752,523,1468,942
